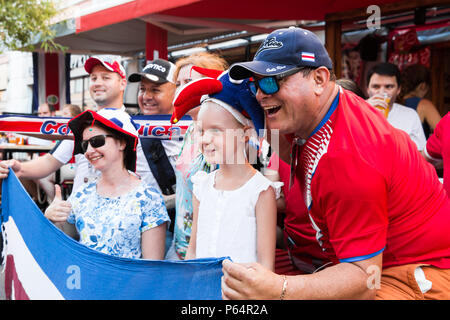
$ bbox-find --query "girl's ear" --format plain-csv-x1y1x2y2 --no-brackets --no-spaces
242,125,252,142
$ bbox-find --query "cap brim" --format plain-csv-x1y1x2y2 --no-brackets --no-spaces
229,61,298,80
128,73,142,82
128,73,167,84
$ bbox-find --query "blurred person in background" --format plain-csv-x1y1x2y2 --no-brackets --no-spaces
366,62,426,151
400,64,442,138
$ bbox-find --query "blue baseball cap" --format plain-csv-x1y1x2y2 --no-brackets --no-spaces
229,27,333,80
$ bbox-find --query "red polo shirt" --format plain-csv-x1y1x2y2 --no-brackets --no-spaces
425,112,450,197
294,88,450,269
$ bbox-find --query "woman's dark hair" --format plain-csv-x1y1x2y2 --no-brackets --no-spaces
400,64,430,96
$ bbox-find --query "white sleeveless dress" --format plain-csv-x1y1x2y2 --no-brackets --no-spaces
192,170,280,263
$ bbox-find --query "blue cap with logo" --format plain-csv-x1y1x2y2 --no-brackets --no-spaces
229,27,332,80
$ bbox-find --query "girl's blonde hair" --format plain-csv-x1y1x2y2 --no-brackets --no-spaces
173,51,229,83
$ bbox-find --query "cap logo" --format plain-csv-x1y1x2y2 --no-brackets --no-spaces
144,63,166,73
266,66,287,73
255,37,283,56
301,52,315,63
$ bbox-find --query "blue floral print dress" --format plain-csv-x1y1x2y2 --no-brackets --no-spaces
67,181,170,259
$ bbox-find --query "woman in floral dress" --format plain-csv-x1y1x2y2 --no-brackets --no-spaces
44,110,170,259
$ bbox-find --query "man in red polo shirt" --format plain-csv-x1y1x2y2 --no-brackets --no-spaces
221,27,450,300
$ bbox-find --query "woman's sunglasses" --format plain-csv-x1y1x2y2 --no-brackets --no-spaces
81,134,114,153
248,67,304,95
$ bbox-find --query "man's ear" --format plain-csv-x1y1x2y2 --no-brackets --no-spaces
396,84,401,97
120,78,127,91
313,67,330,95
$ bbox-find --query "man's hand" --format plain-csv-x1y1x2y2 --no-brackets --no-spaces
0,160,22,179
222,254,382,300
366,94,391,117
221,259,284,300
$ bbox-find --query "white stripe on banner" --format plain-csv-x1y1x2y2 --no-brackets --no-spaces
3,217,64,299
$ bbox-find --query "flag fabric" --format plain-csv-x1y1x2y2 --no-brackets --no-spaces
1,170,225,300
32,52,71,112
0,114,191,141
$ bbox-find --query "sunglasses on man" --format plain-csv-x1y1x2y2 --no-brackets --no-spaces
248,67,305,95
81,134,114,153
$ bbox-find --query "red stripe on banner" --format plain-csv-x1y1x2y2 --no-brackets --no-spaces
4,255,30,300
0,121,45,133
45,53,60,110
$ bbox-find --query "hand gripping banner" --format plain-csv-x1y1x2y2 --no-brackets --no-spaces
0,114,192,140
1,170,225,300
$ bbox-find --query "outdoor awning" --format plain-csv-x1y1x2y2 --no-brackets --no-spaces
48,0,450,56
75,0,401,33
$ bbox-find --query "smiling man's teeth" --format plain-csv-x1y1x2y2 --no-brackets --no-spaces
264,105,281,115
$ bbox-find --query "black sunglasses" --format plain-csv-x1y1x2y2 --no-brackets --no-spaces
248,67,305,95
81,134,114,153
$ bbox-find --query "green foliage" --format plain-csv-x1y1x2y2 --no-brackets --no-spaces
0,0,65,52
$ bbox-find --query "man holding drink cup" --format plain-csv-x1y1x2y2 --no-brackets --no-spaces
366,62,426,151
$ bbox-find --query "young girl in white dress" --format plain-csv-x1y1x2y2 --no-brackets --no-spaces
174,68,278,270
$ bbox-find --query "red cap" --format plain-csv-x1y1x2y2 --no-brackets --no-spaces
84,56,126,79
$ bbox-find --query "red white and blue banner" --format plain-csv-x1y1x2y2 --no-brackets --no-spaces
0,114,192,141
1,169,224,300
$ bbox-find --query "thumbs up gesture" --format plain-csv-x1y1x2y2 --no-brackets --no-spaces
44,185,72,227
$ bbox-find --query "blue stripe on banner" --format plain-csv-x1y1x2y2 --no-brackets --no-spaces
1,169,225,300
339,247,385,263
